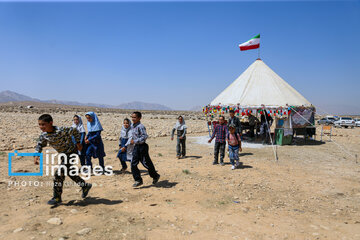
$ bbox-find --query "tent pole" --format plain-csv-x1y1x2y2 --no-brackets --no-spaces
263,110,278,162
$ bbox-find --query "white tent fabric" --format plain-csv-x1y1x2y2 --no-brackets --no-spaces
210,59,311,108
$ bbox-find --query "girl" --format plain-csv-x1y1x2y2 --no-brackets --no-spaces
117,118,134,173
72,115,87,166
227,124,242,170
171,116,187,159
84,112,106,172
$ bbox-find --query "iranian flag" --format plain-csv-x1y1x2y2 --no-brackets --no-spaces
239,34,260,51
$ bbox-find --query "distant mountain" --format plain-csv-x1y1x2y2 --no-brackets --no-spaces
0,90,172,110
116,101,172,111
45,99,113,109
0,90,40,103
189,105,203,112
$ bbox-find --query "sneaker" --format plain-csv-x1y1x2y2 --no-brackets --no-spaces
47,197,62,205
220,162,225,166
82,183,92,198
152,174,160,184
132,181,143,188
177,156,181,159
231,165,236,170
120,167,127,173
212,161,218,165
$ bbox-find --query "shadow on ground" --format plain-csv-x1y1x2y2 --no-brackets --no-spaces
113,169,148,175
65,197,123,206
137,180,178,189
184,155,202,159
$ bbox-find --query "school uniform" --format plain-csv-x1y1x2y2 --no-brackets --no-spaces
117,126,134,169
72,115,87,166
171,120,187,157
85,112,106,170
131,122,159,183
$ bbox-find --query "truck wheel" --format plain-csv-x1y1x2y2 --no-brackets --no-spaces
344,126,348,128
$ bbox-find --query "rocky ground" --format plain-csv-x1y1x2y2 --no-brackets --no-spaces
0,104,360,239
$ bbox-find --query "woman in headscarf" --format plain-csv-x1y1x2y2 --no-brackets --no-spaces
85,112,106,172
116,118,134,173
72,115,87,166
171,116,187,159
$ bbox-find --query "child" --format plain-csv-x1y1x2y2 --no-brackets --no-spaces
72,115,87,166
35,114,92,205
130,111,160,187
171,116,187,159
117,118,134,173
208,116,227,166
208,116,228,166
84,112,106,172
227,124,242,170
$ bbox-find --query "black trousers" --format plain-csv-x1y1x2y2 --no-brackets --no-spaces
53,153,87,199
176,137,186,157
214,142,226,163
131,143,159,182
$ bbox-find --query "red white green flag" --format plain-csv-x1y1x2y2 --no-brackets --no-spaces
239,34,260,51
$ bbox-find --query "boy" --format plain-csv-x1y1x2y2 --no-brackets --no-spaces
130,111,160,187
208,116,228,166
227,124,242,170
228,110,242,135
34,114,92,205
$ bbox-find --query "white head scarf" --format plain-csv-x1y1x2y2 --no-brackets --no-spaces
120,125,132,139
120,118,132,139
174,116,187,131
72,115,86,133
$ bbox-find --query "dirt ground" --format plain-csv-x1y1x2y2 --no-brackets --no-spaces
0,108,360,240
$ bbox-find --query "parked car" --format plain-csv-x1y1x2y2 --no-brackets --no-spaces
354,118,360,127
317,116,337,125
334,117,355,128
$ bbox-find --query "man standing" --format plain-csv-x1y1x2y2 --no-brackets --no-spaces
228,110,242,135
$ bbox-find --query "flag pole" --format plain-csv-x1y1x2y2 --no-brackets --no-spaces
258,46,260,59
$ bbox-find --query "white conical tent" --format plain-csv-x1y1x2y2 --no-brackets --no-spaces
210,59,311,108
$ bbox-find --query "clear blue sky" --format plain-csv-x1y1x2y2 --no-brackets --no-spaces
0,1,359,114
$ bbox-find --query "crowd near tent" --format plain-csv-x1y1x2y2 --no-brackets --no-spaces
204,58,316,145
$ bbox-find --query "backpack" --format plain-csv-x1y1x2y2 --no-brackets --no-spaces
227,132,241,145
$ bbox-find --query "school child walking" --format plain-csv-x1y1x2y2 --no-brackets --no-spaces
227,123,242,170
117,118,134,173
72,115,87,166
85,112,106,172
130,111,160,187
35,114,92,205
